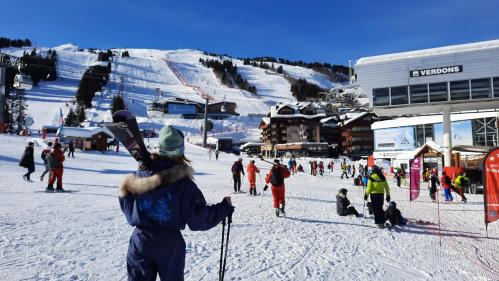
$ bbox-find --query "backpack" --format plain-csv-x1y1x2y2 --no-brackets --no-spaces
270,167,283,186
47,153,60,169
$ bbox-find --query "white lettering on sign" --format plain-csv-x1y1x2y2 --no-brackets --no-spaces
410,66,463,77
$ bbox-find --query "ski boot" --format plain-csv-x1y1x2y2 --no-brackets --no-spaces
45,186,55,193
22,175,27,181
376,224,385,229
280,204,286,216
55,187,65,193
275,208,280,217
40,176,44,182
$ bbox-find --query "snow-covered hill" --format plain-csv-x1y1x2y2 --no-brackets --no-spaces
1,45,341,142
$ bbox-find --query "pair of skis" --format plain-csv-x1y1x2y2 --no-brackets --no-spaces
104,110,151,169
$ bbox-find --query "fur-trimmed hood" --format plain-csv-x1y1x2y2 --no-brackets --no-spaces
119,165,194,198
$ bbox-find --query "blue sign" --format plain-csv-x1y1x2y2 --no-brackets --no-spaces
167,103,196,114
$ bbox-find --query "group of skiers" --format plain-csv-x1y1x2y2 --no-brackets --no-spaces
19,140,66,192
424,168,469,203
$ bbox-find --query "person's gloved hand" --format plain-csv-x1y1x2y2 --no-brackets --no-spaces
386,196,391,202
364,194,368,201
263,185,268,191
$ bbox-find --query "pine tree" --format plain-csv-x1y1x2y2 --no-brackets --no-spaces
277,65,284,74
65,108,77,127
75,103,86,124
111,96,126,114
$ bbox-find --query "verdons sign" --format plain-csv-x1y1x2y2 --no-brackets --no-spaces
410,65,463,77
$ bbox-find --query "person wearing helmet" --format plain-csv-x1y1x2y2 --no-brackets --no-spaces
119,125,234,280
336,188,361,217
384,201,407,226
364,165,391,228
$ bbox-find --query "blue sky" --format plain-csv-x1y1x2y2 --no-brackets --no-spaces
2,0,499,65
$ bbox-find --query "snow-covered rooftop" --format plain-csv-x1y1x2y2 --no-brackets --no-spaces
61,127,114,138
269,102,326,119
341,112,369,126
371,111,499,130
357,39,499,65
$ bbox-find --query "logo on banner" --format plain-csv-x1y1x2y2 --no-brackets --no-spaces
401,137,410,145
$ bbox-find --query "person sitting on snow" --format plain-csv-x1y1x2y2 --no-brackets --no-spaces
384,201,407,226
336,188,361,217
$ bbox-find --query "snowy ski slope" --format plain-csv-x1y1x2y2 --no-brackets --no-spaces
0,135,497,281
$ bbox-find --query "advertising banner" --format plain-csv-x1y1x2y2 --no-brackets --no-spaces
374,127,415,151
410,157,421,201
484,148,499,225
167,103,196,115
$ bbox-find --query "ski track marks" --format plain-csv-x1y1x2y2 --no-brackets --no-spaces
0,135,498,280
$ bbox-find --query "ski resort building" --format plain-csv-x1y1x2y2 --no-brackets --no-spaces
355,39,499,167
259,102,328,157
60,127,114,151
146,98,237,119
339,112,377,159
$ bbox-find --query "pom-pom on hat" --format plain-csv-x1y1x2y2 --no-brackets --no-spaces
157,125,185,157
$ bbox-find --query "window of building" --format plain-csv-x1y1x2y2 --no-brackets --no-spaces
450,80,470,100
390,86,408,105
429,82,448,102
373,88,390,106
409,84,428,104
415,124,434,147
472,117,497,146
471,78,491,99
493,77,499,97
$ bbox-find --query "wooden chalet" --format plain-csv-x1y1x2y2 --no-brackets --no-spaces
340,112,377,159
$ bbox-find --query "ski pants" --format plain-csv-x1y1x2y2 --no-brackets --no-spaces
339,206,359,216
341,171,349,179
41,163,50,179
429,186,437,201
233,175,241,192
127,227,185,281
396,176,401,187
444,188,453,201
24,165,35,180
48,168,63,188
271,186,285,208
369,193,385,224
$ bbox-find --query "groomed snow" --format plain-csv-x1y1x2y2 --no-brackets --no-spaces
1,134,498,281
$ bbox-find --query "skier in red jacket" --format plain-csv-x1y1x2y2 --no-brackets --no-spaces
265,159,291,217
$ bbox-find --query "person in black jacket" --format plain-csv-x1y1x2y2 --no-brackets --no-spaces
19,141,35,182
336,188,361,217
231,158,245,192
384,201,407,226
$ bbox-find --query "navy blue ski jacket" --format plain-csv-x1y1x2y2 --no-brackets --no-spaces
119,159,234,280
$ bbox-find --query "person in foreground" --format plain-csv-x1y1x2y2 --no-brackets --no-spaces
336,188,361,217
119,125,234,281
364,165,391,228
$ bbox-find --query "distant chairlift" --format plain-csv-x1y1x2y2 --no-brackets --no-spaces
14,74,33,90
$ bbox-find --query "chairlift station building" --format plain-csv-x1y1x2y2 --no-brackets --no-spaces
355,39,499,166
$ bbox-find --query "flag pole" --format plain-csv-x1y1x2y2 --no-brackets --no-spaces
436,187,442,247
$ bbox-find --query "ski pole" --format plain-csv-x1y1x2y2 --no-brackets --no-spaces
219,218,226,281
220,212,233,281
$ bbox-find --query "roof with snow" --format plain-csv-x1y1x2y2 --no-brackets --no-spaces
269,102,326,119
371,111,499,130
357,39,499,65
61,127,114,139
341,112,369,126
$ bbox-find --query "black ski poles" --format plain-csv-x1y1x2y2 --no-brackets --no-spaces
219,212,233,281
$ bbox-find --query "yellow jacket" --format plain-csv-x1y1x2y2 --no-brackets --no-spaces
366,173,390,196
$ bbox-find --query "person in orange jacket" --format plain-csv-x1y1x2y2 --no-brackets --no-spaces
246,160,260,196
265,159,291,217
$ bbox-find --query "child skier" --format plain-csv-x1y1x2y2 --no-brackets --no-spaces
429,169,439,202
265,159,291,217
119,125,234,280
246,160,260,196
384,201,407,226
40,142,53,182
336,188,361,217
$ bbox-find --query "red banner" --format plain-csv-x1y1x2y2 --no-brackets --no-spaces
410,157,421,201
367,155,375,168
484,148,499,225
